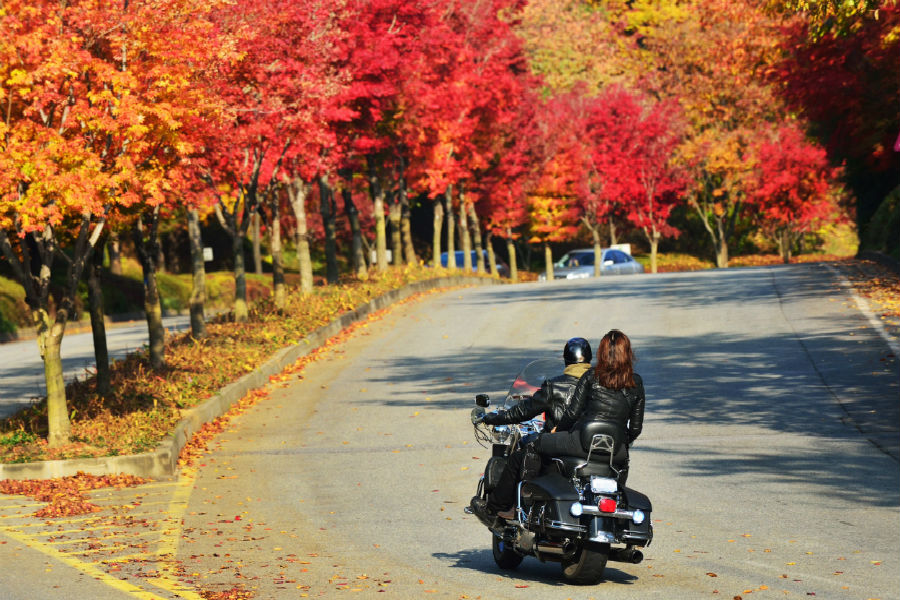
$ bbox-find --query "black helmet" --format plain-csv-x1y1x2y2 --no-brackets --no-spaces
563,337,592,365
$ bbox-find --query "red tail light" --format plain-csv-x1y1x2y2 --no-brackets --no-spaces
599,498,617,513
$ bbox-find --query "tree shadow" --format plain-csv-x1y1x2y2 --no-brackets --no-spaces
431,547,640,586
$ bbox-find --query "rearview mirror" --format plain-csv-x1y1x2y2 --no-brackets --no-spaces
603,259,614,266
475,394,490,407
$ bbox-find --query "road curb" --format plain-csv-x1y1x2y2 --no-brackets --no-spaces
0,276,500,481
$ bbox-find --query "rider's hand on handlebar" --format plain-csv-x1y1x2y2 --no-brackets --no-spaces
470,407,486,424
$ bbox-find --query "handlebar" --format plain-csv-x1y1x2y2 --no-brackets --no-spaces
470,407,486,424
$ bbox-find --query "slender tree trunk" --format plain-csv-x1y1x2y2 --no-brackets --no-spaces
388,192,402,265
780,228,793,263
86,244,110,395
609,220,618,246
319,174,339,283
133,211,166,368
339,169,367,278
543,242,554,281
288,179,314,294
231,229,249,321
401,190,416,265
459,188,472,273
505,230,518,283
432,200,443,267
643,226,660,274
468,202,485,274
269,190,286,310
592,232,603,278
187,209,207,339
108,230,122,275
39,316,70,446
444,186,456,268
485,232,497,276
251,209,262,275
367,157,388,272
715,216,729,268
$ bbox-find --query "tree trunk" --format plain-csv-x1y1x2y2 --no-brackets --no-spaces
289,179,314,294
231,228,249,321
401,189,416,265
592,234,603,278
86,244,110,395
319,174,339,283
366,157,388,272
506,231,518,283
780,228,793,263
468,202,485,274
133,212,167,368
38,315,70,447
432,200,443,268
340,169,367,278
269,190,286,310
444,186,456,268
609,220,618,246
108,230,122,275
251,209,262,275
388,192,402,266
486,232,497,276
715,221,729,269
187,209,207,339
459,188,472,273
643,226,660,274
544,243,554,281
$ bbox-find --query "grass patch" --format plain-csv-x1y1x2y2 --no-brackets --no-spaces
0,264,491,463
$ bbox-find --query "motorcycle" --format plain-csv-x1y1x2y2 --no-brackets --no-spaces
465,359,653,584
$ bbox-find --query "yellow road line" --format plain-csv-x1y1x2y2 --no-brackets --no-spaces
155,467,196,559
11,510,166,528
0,525,170,600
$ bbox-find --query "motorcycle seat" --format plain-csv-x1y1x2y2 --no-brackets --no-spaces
554,455,617,479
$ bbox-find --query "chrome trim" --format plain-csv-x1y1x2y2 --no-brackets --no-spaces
547,520,586,533
590,530,615,543
580,505,640,520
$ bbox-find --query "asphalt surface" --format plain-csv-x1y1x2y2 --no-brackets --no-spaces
0,263,897,599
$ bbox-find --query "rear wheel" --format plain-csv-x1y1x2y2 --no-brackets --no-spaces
492,535,524,570
561,542,609,584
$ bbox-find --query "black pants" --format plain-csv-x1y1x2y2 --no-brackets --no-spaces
487,446,527,512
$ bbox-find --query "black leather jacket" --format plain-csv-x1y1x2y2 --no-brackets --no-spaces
482,363,591,431
558,371,645,448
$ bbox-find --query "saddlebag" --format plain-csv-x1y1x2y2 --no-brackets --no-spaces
484,456,507,493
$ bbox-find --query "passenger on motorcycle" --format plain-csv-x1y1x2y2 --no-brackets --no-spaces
476,337,593,519
537,329,645,487
481,330,645,519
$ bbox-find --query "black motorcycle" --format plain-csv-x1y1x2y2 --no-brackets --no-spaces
465,359,653,584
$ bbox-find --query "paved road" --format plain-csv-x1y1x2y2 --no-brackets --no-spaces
0,316,191,419
1,263,897,599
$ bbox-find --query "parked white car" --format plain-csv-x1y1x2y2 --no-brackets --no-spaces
538,248,644,281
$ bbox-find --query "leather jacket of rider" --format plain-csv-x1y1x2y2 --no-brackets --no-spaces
481,362,591,432
558,370,645,448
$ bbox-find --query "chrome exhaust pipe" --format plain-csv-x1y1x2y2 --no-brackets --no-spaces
609,548,644,564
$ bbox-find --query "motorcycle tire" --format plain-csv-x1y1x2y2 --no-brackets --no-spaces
492,535,524,570
561,542,609,585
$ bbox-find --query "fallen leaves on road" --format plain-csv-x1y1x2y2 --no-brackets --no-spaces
0,471,145,517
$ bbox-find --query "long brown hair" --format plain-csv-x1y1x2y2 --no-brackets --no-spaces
593,329,636,390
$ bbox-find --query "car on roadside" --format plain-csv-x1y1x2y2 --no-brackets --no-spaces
538,248,644,281
440,250,510,278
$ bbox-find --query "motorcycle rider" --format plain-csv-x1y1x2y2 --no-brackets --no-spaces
472,337,593,519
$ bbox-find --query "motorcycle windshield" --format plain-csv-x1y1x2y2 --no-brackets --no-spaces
503,359,562,409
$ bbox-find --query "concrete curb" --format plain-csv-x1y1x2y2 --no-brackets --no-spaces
0,276,500,480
